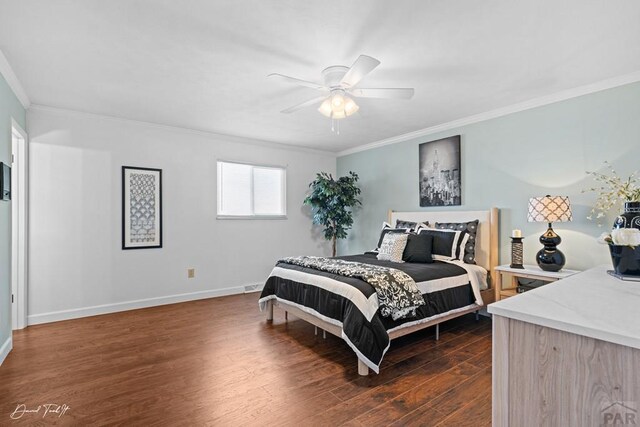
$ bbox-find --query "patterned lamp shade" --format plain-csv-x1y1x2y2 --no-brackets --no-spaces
527,196,573,223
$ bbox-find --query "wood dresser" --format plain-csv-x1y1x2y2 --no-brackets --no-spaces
488,265,640,426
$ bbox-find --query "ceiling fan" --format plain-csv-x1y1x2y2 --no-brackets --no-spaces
268,55,414,132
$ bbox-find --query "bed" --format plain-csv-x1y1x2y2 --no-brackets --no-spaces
259,208,499,376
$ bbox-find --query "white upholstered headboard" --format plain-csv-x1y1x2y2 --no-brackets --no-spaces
389,208,499,287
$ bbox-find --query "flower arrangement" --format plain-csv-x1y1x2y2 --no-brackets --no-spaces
598,228,640,247
583,161,640,222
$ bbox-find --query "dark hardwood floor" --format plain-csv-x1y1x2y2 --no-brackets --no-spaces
0,293,492,426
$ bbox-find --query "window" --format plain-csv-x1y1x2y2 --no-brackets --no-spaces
217,161,286,218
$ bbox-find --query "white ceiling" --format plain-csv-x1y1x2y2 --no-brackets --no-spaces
1,1,640,152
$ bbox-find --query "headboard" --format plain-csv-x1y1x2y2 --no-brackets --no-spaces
388,208,499,288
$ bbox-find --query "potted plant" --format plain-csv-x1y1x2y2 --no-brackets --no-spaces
304,171,361,257
598,229,640,276
584,161,640,228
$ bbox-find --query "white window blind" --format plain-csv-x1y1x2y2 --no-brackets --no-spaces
217,161,286,218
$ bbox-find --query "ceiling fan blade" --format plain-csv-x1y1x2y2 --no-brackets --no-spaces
268,73,326,90
350,88,415,99
281,96,327,114
340,55,381,88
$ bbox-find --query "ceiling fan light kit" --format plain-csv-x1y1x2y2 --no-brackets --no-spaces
269,55,414,133
318,89,359,119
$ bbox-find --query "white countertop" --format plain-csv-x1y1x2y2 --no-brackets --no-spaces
495,264,581,279
488,265,640,350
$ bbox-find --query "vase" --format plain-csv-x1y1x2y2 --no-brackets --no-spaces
609,245,640,276
613,201,640,230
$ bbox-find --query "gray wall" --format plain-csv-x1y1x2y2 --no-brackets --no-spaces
337,82,640,271
0,74,26,349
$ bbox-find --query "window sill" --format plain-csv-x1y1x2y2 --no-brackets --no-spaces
216,215,288,220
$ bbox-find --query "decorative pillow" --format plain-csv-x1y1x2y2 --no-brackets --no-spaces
402,233,434,263
395,219,429,231
376,222,409,250
416,227,462,260
435,220,480,264
377,233,408,262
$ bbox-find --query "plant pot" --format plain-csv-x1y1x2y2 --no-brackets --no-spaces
609,245,640,276
613,201,640,230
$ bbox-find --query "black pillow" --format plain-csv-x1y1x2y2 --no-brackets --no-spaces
435,220,479,264
417,228,459,259
402,233,434,263
376,227,407,249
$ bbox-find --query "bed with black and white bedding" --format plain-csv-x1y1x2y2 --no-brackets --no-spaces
259,208,498,375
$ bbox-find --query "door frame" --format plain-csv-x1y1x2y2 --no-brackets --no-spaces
11,118,28,330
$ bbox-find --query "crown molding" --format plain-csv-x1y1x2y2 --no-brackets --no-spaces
0,50,30,109
337,70,640,157
28,104,337,157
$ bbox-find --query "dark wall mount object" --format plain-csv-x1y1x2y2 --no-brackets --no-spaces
0,162,11,201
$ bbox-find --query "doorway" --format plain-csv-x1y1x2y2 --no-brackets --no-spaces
11,119,28,330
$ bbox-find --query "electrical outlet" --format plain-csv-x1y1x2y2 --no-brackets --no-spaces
187,268,195,279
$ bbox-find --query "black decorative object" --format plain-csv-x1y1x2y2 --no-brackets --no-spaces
535,228,566,272
419,136,461,207
613,201,640,230
510,237,524,269
122,166,163,249
528,195,573,272
609,245,640,276
0,162,10,201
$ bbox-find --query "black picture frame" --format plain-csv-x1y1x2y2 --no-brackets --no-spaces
122,166,163,250
0,162,11,201
419,135,462,207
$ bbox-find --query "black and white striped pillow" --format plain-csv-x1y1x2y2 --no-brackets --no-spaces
435,220,479,264
416,227,462,261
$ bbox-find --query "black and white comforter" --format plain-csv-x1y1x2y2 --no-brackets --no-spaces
279,256,426,320
259,253,486,373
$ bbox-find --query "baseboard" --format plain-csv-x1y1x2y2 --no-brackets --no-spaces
27,283,264,326
0,336,12,366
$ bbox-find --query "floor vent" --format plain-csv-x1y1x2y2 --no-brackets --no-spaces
244,284,262,293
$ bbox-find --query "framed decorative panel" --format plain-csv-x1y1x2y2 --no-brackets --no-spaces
122,166,162,249
419,135,461,207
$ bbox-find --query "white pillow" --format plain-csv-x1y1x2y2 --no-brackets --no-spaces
377,233,408,263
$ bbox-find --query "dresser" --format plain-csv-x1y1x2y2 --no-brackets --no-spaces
488,266,640,426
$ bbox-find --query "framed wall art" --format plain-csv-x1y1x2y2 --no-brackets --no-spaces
419,135,461,207
122,166,162,249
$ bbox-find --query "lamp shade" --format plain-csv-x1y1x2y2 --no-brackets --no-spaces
527,195,573,223
318,98,332,117
344,97,359,116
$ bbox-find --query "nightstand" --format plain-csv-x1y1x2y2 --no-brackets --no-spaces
493,264,581,301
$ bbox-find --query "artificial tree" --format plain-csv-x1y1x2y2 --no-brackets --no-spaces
304,171,361,257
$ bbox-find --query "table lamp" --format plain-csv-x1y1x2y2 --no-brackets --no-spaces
527,195,572,272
